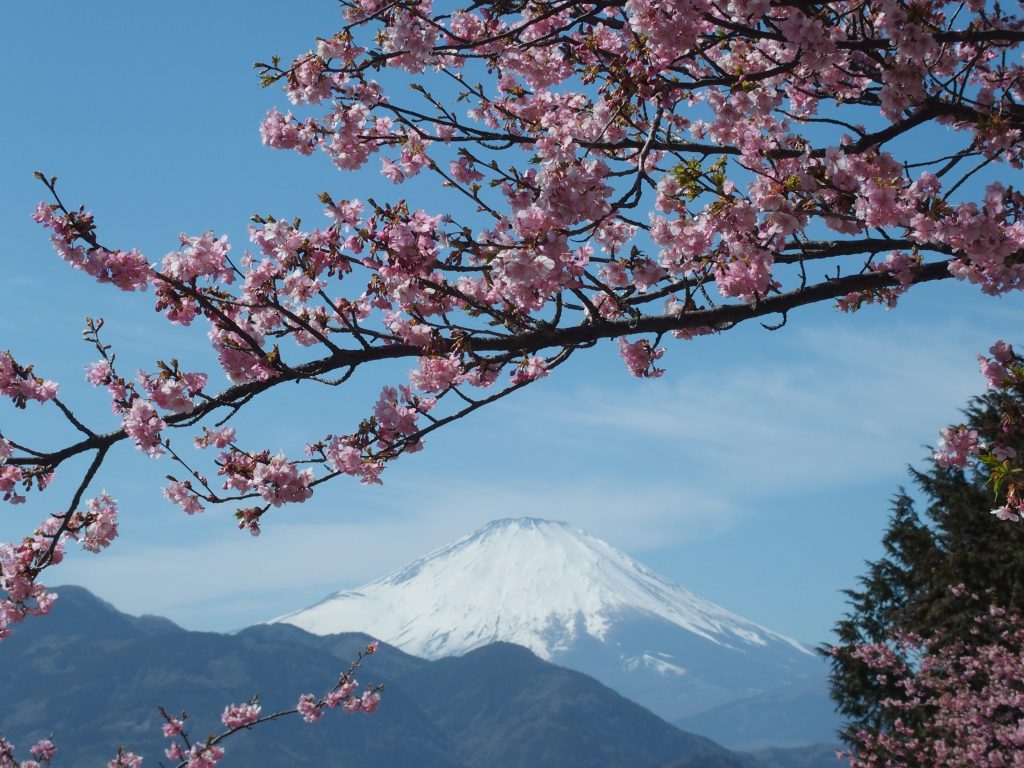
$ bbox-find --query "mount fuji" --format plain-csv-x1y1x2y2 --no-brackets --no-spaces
272,518,828,723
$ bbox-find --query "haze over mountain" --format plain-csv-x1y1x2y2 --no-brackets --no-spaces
274,517,831,723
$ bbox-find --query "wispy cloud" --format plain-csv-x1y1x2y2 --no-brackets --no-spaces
52,472,736,632
514,320,992,496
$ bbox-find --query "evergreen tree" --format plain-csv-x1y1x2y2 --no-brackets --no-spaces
827,383,1024,743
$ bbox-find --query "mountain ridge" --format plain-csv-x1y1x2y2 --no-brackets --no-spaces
0,585,759,768
273,517,825,722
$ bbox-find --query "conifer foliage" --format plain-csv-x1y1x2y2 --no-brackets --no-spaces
828,343,1024,765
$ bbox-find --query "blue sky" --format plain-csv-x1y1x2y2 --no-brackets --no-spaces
2,2,1022,645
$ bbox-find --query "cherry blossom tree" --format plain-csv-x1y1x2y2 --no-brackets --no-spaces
4,0,1024,760
829,339,1024,763
840,600,1024,768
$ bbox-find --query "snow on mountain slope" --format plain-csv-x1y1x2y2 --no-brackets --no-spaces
274,517,809,661
272,518,826,721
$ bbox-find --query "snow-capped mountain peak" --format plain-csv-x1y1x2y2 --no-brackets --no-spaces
272,517,809,661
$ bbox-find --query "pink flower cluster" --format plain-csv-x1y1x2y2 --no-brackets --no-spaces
84,359,137,415
139,370,206,414
162,716,184,738
844,605,1024,768
296,693,324,723
183,744,225,768
251,453,314,506
978,340,1015,389
1,491,125,639
0,534,58,640
0,352,57,408
372,385,432,454
324,438,384,485
0,438,24,505
122,399,167,458
260,108,319,155
194,427,235,449
933,426,981,470
30,740,56,764
933,340,1024,524
33,203,151,292
74,493,119,553
221,701,261,730
297,684,381,723
161,231,234,284
214,449,315,508
617,338,666,378
164,481,205,516
510,357,549,385
107,748,143,768
409,354,464,393
0,736,57,768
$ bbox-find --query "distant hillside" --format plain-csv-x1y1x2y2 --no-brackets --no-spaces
674,679,843,749
662,743,845,768
0,586,743,768
397,642,731,768
747,743,846,768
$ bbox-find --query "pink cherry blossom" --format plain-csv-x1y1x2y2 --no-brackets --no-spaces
30,739,56,763
409,354,464,393
107,749,143,768
933,426,981,469
85,360,112,386
221,701,261,730
260,108,318,155
165,743,185,761
122,399,166,458
510,357,549,385
139,370,206,414
77,493,119,553
251,453,314,506
162,717,184,738
0,352,58,406
185,743,224,768
990,506,1020,523
194,427,236,449
990,340,1015,365
163,481,205,515
844,605,1024,768
297,693,323,723
161,232,233,284
325,439,383,485
618,338,666,378
978,354,1009,389
358,690,381,713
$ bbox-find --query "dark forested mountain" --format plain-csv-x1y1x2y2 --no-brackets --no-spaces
0,586,753,768
396,642,730,768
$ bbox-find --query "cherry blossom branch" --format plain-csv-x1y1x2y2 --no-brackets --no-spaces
0,641,382,767
6,0,1024,644
155,641,382,768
